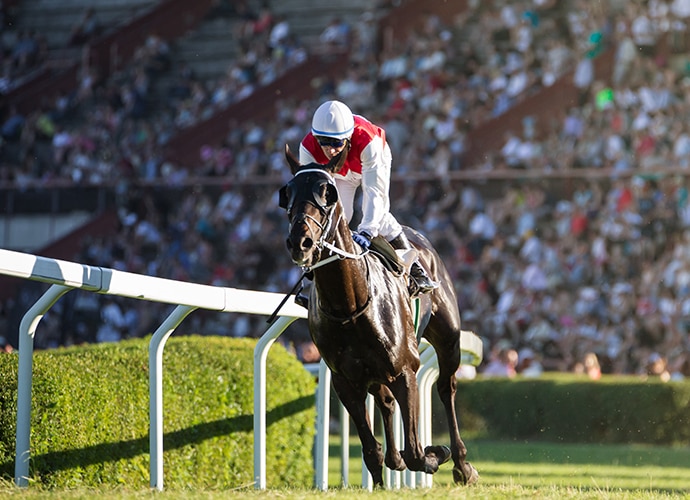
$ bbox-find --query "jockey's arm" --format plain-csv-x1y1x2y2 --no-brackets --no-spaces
358,136,391,238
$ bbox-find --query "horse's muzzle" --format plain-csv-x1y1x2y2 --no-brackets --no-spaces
286,234,316,267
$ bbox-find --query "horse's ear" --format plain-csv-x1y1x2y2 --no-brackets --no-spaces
326,141,349,174
285,144,300,174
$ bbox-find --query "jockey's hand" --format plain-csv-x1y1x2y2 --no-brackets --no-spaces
353,231,372,249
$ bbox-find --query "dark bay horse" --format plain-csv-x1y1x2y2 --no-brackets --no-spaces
278,145,478,487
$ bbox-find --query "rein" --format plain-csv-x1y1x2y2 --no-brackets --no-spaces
301,207,368,273
309,235,369,271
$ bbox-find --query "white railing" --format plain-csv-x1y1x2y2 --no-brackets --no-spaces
0,248,482,491
0,248,306,490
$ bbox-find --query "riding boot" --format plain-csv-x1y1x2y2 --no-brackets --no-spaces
295,271,313,309
295,293,309,309
388,233,440,296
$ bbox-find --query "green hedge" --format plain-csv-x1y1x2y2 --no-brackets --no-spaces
447,374,690,444
0,335,316,489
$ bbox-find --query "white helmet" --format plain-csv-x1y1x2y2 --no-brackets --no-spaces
311,100,354,140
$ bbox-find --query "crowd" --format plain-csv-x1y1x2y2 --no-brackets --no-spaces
0,0,48,95
0,0,309,184
3,0,690,381
0,3,107,96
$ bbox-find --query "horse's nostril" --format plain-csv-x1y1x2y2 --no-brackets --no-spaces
301,237,314,251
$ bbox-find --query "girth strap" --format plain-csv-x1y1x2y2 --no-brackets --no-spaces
317,293,372,325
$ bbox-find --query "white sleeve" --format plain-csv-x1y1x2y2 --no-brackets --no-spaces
358,136,391,237
299,142,317,165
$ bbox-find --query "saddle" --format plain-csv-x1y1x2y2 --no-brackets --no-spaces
369,235,411,277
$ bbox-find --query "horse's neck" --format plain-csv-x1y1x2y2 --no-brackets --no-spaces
313,216,368,312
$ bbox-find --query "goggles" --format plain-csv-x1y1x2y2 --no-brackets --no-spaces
315,136,347,148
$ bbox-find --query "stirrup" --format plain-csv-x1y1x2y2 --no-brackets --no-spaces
409,277,439,297
409,264,439,296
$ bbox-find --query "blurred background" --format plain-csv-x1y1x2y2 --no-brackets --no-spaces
1,0,690,382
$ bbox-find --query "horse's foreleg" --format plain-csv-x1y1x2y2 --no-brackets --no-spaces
331,374,385,487
435,361,479,485
388,368,447,474
370,384,406,472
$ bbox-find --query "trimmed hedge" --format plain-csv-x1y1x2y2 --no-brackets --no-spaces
0,335,316,489
449,374,690,444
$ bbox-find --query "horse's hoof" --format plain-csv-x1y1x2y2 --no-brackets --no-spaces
424,445,451,466
421,445,451,474
453,462,479,485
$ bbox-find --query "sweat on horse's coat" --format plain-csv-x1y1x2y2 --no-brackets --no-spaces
278,145,479,487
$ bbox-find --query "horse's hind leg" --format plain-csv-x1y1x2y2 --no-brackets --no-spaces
430,330,479,485
331,373,385,487
370,384,406,471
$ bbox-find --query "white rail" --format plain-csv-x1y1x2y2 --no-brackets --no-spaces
0,248,306,490
0,248,482,491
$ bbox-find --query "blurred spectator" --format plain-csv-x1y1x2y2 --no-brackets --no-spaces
296,340,321,364
95,296,127,343
319,17,351,51
670,353,690,381
68,7,102,46
482,344,518,378
573,352,602,380
10,29,42,72
517,348,544,377
640,352,671,382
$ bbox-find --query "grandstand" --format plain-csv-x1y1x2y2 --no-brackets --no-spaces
2,0,690,380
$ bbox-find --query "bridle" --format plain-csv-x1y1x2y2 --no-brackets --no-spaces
279,167,373,325
284,168,368,273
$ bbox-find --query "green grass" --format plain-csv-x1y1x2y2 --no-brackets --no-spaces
328,438,690,493
2,438,689,498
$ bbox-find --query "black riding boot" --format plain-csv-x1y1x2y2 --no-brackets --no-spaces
295,293,309,309
294,277,311,309
389,233,439,296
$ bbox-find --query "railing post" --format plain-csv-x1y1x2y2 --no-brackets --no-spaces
253,315,300,490
339,401,349,486
314,359,331,490
15,284,72,487
416,346,439,488
362,394,375,491
148,304,197,491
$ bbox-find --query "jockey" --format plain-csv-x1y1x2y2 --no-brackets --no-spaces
299,100,438,296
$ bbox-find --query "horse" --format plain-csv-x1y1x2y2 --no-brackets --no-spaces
278,145,479,488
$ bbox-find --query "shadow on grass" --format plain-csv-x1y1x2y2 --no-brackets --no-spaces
0,394,313,476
